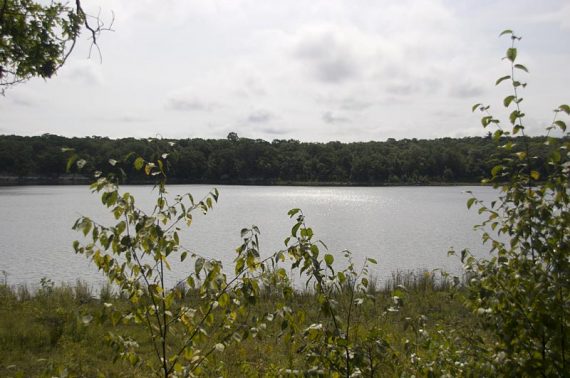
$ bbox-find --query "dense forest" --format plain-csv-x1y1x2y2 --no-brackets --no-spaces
0,133,555,185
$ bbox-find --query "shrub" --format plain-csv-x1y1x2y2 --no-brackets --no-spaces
464,30,570,376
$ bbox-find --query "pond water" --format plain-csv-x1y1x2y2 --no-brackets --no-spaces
0,185,498,288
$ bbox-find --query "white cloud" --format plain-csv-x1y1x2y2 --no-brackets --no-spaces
259,126,292,136
59,60,104,86
449,82,486,99
322,111,350,124
165,95,220,112
246,109,274,124
8,92,38,108
293,28,359,83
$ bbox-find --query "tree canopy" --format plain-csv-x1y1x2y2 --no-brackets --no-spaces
0,133,559,185
0,0,109,93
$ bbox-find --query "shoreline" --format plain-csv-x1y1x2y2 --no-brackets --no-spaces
0,175,488,187
0,175,486,187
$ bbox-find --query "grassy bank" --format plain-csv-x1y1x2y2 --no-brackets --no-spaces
0,272,489,377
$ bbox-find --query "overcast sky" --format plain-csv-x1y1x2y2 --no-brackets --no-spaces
1,0,569,142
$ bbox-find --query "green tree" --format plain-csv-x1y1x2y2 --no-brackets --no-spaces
0,0,110,93
72,150,270,376
464,30,570,376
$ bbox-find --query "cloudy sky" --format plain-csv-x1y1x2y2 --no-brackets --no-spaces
1,0,569,142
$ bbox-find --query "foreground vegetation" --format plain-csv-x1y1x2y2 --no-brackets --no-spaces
0,272,486,377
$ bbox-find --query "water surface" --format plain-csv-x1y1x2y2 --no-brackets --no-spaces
0,185,497,288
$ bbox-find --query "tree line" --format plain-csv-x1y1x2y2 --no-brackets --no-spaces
0,133,556,184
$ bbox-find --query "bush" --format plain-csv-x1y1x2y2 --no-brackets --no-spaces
464,30,570,376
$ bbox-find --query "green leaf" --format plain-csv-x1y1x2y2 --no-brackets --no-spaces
509,110,521,124
503,95,516,107
288,208,301,217
181,251,188,262
218,293,230,308
530,170,540,180
367,257,378,265
554,120,566,131
186,276,195,288
467,197,476,209
499,29,513,37
291,222,301,237
513,125,524,134
495,75,511,86
144,163,153,176
195,257,205,276
235,258,244,274
481,116,493,127
514,64,528,73
324,254,334,266
558,104,570,115
134,157,145,170
472,103,482,112
506,47,517,62
66,155,77,172
491,165,503,177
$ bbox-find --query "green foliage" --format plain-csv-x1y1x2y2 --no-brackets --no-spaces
0,280,147,377
0,133,559,185
466,30,569,376
0,273,485,377
279,209,381,376
72,150,270,376
0,0,109,93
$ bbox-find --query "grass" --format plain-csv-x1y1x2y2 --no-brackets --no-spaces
0,271,489,377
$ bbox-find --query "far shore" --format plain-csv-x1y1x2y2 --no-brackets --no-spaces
0,175,487,187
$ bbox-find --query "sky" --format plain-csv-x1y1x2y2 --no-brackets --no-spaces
1,0,569,142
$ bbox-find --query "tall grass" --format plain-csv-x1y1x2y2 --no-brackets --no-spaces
383,269,456,292
0,272,481,377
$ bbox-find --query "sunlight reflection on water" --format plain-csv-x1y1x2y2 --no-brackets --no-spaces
0,185,498,288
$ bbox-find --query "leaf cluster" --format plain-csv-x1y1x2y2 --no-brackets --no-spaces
0,0,111,93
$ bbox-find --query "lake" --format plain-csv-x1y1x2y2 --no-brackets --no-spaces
0,185,498,288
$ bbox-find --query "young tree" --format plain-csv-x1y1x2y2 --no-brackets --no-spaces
466,30,570,376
